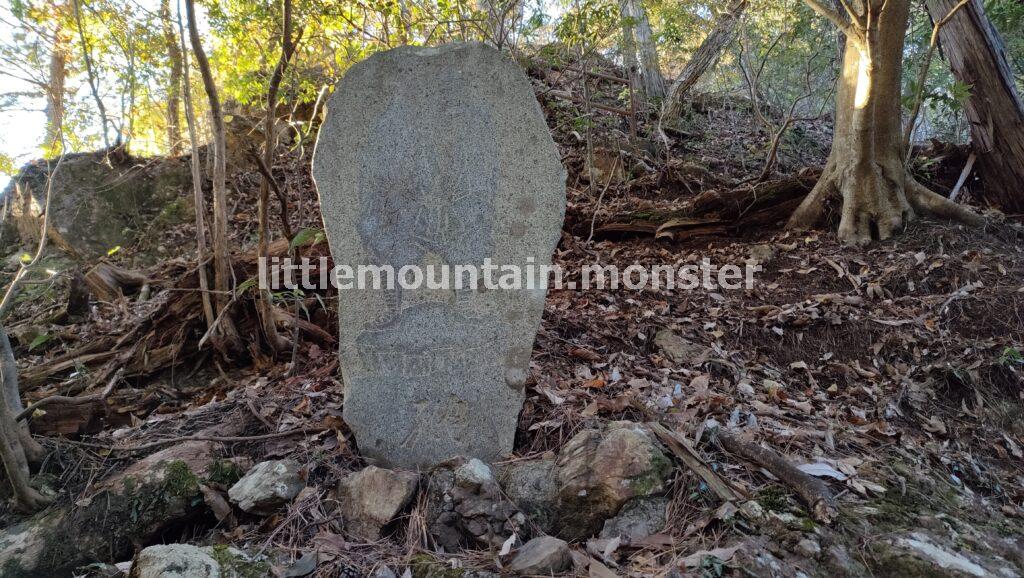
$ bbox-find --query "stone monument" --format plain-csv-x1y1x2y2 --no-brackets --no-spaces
312,43,566,469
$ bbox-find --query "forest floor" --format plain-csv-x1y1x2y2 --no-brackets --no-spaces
1,50,1023,577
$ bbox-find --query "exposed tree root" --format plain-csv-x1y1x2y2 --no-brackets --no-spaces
788,166,983,246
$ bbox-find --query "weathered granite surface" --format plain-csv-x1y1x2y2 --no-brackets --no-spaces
312,42,565,469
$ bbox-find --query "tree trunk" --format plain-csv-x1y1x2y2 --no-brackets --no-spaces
924,0,1024,214
185,0,241,353
160,0,183,155
44,18,68,153
662,0,747,120
72,0,112,149
258,0,300,353
0,325,50,512
788,0,982,245
618,0,665,99
176,2,216,331
618,0,639,82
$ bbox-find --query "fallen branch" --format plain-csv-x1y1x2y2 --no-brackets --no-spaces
17,369,122,422
545,89,633,117
69,425,328,452
715,429,837,523
648,422,743,503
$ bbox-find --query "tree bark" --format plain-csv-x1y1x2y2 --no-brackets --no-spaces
72,0,113,148
924,0,1024,214
185,0,241,353
160,0,183,155
662,0,747,120
258,0,301,353
619,0,665,99
176,1,216,331
44,16,68,153
789,0,982,245
0,325,50,512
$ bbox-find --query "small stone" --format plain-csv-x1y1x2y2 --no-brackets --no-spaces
425,457,523,552
129,544,220,578
747,244,777,264
228,459,304,514
370,567,398,578
739,500,767,522
337,466,419,540
653,330,712,365
795,538,822,558
498,458,559,533
599,496,669,540
508,536,572,575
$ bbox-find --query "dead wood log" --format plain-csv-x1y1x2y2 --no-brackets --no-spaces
715,429,838,523
595,168,821,239
545,89,634,117
84,262,151,302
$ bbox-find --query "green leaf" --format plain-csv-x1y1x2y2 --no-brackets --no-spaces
290,227,325,249
235,277,259,295
29,333,51,351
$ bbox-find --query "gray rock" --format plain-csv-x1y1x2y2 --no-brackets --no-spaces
337,466,419,540
425,457,524,552
2,151,192,261
653,330,712,365
129,544,220,578
312,42,566,469
508,536,572,575
370,567,398,578
498,458,559,533
554,421,671,541
599,496,669,540
794,538,821,558
228,459,304,513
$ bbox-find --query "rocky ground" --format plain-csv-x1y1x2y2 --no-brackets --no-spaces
0,50,1022,577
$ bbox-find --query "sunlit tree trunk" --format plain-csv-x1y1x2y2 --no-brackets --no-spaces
176,0,215,330
44,16,68,153
618,0,664,99
160,0,183,155
185,0,241,353
72,0,113,148
788,0,982,245
925,0,1024,214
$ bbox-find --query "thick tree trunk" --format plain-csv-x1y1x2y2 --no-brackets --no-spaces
924,0,1024,214
789,0,982,245
619,0,665,99
662,0,747,120
160,0,183,155
185,0,241,353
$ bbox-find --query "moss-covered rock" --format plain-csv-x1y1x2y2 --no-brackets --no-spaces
1,150,192,261
0,441,220,578
553,421,671,541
